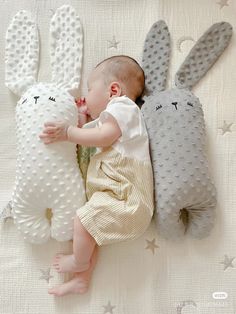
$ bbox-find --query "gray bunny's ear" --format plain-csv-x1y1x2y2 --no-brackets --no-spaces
175,22,233,90
142,20,170,95
50,5,83,94
5,10,39,96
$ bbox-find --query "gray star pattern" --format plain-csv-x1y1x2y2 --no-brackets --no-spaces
107,36,120,49
103,301,116,314
220,254,235,271
0,201,13,222
145,238,159,254
217,0,230,9
39,268,54,283
219,120,233,135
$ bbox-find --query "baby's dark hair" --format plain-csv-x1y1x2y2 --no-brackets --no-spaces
95,55,145,102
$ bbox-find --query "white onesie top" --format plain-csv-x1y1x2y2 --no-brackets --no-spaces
78,95,154,246
82,95,151,162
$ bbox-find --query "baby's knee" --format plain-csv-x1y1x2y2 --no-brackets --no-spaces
73,215,82,230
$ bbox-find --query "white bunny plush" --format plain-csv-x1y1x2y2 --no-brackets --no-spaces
141,21,233,240
4,5,86,244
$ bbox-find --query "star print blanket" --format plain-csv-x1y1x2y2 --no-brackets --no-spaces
0,1,235,313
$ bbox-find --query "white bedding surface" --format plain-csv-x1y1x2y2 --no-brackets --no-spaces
0,0,236,313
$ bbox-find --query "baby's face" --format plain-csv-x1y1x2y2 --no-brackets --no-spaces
86,69,110,119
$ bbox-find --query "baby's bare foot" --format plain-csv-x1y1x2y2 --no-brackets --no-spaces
48,248,98,297
52,253,90,273
48,274,89,296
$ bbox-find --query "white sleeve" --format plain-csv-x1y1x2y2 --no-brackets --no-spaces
99,98,141,142
81,119,97,129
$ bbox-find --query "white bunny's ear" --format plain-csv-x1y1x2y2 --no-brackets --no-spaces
50,5,83,93
5,10,39,96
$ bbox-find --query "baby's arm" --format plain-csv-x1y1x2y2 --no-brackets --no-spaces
39,114,122,147
68,115,121,147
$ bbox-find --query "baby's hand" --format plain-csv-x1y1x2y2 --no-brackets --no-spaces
76,97,89,127
39,121,69,144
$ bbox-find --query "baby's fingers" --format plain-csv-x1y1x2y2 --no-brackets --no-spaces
43,126,57,134
44,122,57,127
39,133,54,139
43,138,55,144
39,133,47,139
39,134,55,144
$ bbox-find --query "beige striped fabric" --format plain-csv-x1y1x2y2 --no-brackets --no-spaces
76,146,154,246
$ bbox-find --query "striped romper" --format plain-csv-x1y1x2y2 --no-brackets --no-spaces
76,95,154,246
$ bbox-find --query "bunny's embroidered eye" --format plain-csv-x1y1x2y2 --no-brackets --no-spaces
49,96,56,102
22,98,27,104
187,102,193,107
156,104,162,111
34,96,40,104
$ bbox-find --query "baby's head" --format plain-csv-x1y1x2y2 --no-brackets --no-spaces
86,55,145,119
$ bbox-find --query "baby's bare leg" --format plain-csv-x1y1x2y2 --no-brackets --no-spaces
48,245,99,296
52,216,97,273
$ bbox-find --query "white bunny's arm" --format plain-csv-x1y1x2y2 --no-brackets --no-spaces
5,10,39,96
50,5,83,94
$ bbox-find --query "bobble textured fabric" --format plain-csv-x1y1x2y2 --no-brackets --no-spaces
141,20,233,240
5,5,85,244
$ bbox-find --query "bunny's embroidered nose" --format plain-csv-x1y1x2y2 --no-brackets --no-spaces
171,102,178,110
34,96,40,104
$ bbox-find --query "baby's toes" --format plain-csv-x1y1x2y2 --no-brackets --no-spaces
78,286,89,294
52,253,64,263
48,288,61,296
53,264,61,273
55,253,64,259
52,257,62,270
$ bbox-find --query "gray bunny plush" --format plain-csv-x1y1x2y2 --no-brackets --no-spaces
141,21,233,240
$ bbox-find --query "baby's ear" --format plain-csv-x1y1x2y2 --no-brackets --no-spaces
49,5,83,94
110,82,122,97
5,10,39,96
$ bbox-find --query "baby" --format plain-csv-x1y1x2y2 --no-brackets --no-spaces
39,55,154,296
